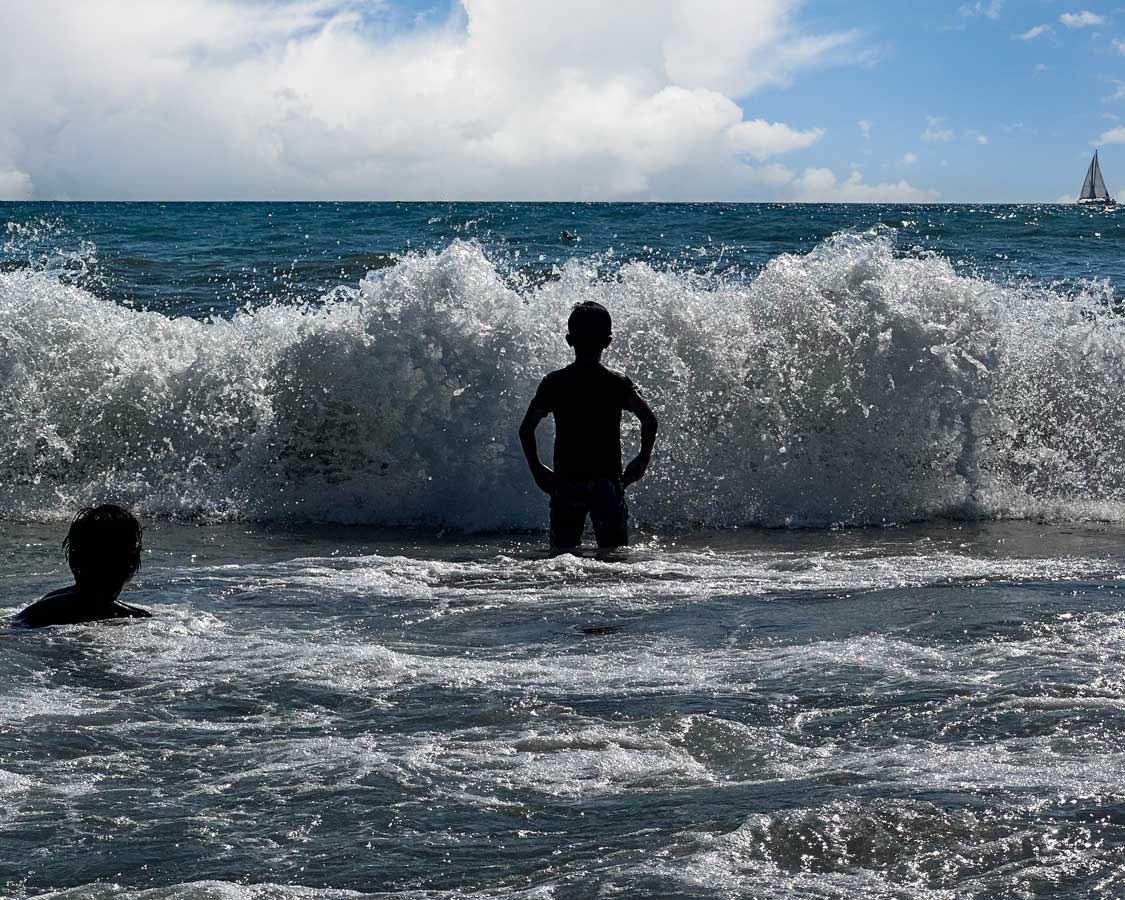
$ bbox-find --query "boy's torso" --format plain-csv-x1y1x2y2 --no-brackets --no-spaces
537,362,634,479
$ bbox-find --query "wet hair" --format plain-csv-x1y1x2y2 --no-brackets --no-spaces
567,301,612,352
64,504,143,589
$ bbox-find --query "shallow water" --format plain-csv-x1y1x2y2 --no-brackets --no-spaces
5,202,1125,896
5,521,1125,898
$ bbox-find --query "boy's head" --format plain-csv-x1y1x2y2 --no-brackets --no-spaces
566,301,613,354
64,504,142,591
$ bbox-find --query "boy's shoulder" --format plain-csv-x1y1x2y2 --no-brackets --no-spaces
14,587,80,628
547,362,635,387
13,587,150,628
534,363,638,412
598,363,635,388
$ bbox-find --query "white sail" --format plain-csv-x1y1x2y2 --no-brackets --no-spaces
1092,153,1109,199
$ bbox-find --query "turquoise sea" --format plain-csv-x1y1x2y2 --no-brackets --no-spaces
3,202,1125,898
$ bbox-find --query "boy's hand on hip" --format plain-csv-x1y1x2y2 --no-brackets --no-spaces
532,463,556,495
622,455,648,487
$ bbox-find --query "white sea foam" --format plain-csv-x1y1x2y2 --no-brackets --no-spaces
3,232,1125,528
8,525,1125,899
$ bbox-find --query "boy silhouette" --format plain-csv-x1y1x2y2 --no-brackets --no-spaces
14,504,151,628
519,301,658,550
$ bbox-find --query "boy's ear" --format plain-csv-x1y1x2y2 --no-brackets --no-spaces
565,333,574,347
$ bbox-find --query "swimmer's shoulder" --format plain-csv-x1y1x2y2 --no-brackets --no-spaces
13,588,79,628
13,588,151,628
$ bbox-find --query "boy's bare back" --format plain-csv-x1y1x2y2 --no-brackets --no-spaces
519,302,657,550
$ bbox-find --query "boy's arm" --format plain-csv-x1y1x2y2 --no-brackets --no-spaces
519,400,555,495
622,388,658,487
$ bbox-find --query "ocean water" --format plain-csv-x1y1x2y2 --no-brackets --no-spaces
3,202,1125,898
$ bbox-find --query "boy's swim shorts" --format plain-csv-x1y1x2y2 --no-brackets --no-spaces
549,477,628,549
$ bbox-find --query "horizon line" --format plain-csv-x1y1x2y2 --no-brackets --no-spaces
0,199,1092,206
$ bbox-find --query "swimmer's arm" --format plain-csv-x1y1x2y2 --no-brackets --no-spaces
519,399,555,494
622,388,658,487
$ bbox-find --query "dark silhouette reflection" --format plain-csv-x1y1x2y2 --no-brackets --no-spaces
520,301,658,550
15,504,151,628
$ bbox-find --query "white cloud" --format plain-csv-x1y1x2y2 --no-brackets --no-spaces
1059,10,1104,28
794,168,939,202
1095,126,1125,144
922,117,954,142
0,0,863,201
858,119,872,139
1108,81,1125,101
727,119,824,160
1016,24,1050,39
754,163,797,185
901,152,919,165
0,167,33,200
961,1,1004,19
1034,63,1048,73
1114,38,1125,54
976,134,989,145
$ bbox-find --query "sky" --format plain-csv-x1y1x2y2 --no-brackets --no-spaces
0,0,1122,202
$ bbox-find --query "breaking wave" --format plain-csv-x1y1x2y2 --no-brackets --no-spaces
2,231,1125,528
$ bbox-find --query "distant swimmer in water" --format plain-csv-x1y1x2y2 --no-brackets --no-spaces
519,301,658,550
14,505,151,628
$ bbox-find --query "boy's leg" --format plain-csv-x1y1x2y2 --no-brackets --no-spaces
550,481,588,550
590,479,628,548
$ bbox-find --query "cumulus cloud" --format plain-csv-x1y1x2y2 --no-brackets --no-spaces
901,152,919,165
1114,38,1125,54
858,119,872,139
0,0,880,201
727,119,824,160
1015,24,1050,40
1095,126,1125,144
793,168,940,202
1059,10,1104,28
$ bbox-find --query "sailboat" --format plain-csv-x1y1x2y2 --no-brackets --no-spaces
1078,150,1115,205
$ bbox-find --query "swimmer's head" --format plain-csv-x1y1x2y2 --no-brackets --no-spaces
566,301,612,354
64,504,143,592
